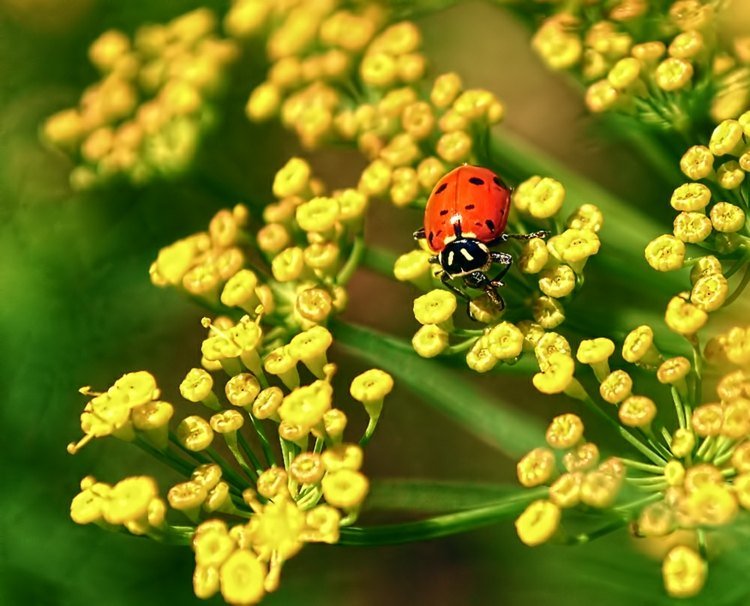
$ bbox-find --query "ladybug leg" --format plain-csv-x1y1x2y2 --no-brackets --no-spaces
464,271,506,313
413,227,426,241
440,272,470,302
502,230,550,242
489,252,513,287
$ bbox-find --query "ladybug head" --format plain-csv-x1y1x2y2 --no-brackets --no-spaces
439,238,491,278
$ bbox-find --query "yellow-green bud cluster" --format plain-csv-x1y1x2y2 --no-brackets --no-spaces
43,8,239,189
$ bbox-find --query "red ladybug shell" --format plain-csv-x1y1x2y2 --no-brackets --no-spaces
423,165,511,252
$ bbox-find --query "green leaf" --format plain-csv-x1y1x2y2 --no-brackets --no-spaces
332,319,545,457
366,479,523,513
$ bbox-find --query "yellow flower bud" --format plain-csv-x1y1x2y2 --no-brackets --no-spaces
636,501,675,537
289,326,333,378
350,369,394,417
401,101,435,140
296,196,340,234
273,157,311,199
673,212,712,243
535,332,572,369
192,464,222,491
295,287,333,325
222,373,259,409
655,57,694,91
513,176,565,219
412,324,450,358
723,326,750,366
533,353,576,395
632,41,666,62
256,467,289,499
580,470,621,508
103,476,159,526
252,386,283,420
717,160,745,190
517,447,556,487
413,289,456,326
436,131,472,163
608,57,641,89
358,159,392,196
709,120,744,157
279,381,332,428
566,204,604,233
466,337,498,373
321,443,363,473
734,473,750,509
599,370,633,404
546,413,584,449
538,264,576,298
515,500,561,546
684,482,737,526
416,156,445,191
691,403,723,437
380,133,420,168
390,167,420,207
246,82,280,121
323,408,347,442
176,415,214,451
487,322,524,361
645,234,686,271
518,238,549,274
519,320,545,351
549,472,582,508
224,0,270,38
665,295,708,336
585,80,619,113
360,52,397,87
220,269,259,311
618,395,657,428
718,369,750,401
680,145,714,180
397,53,426,83
394,249,433,289
671,428,696,458
264,346,299,390
560,436,600,472
271,247,305,283
168,480,208,518
662,545,706,598
576,338,614,381
622,325,660,365
657,356,691,385
721,398,750,439
180,368,216,405
322,469,369,509
547,229,600,270
671,182,711,212
532,18,582,70
131,400,173,450
219,550,266,605
532,296,565,330
710,202,745,232
289,452,325,485
430,72,462,108
669,30,704,59
691,273,728,312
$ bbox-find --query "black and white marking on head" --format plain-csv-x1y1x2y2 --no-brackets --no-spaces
439,238,491,277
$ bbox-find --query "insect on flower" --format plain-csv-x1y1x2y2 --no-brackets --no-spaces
414,165,547,318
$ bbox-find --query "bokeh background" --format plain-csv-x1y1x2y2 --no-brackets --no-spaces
3,1,748,605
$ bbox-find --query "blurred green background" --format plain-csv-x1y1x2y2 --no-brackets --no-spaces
3,1,748,605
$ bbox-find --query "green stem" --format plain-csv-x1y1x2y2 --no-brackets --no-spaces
725,262,750,307
248,414,277,467
134,437,194,477
620,458,664,473
337,236,366,285
581,396,666,465
338,488,546,546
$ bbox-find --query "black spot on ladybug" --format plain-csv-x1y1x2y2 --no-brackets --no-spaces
486,219,496,231
465,204,475,210
439,209,449,216
435,183,448,194
428,232,435,245
469,177,485,185
474,221,482,227
493,176,503,186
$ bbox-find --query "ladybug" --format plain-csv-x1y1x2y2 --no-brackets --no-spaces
414,165,547,315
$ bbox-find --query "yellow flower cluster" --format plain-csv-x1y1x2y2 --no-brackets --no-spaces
531,0,750,127
150,158,366,334
515,414,625,546
42,8,239,189
645,116,750,337
67,371,170,453
243,1,504,208
405,179,601,372
515,316,750,597
70,353,389,603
